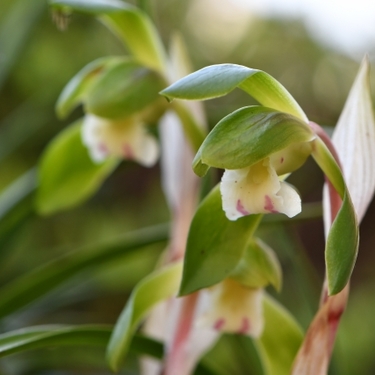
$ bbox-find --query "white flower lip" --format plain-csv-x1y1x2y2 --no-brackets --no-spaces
81,114,159,167
221,157,301,221
197,278,264,338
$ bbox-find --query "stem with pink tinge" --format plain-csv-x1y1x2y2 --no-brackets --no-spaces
291,123,350,375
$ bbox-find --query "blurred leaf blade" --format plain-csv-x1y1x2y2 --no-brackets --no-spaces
49,0,167,73
106,261,183,372
35,120,118,215
0,223,169,319
255,294,304,375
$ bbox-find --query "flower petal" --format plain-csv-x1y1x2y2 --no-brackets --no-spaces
81,114,159,166
324,57,375,224
221,158,301,220
197,278,264,338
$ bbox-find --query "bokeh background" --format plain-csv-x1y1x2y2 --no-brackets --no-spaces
1,0,375,374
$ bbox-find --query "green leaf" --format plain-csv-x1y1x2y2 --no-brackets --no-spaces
0,324,162,360
255,294,303,375
230,238,282,291
179,185,261,296
85,59,166,119
49,0,167,73
312,137,359,295
35,120,118,215
160,64,307,121
194,106,314,173
0,223,168,319
56,56,123,119
106,262,183,372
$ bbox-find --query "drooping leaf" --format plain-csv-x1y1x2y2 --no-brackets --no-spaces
56,56,124,119
255,294,304,375
0,223,168,319
85,59,166,119
106,262,183,372
160,64,308,121
230,237,282,291
49,0,167,73
179,185,261,296
35,120,118,215
312,137,359,295
193,106,314,175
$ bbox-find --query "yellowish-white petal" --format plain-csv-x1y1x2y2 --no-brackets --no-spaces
221,158,301,220
81,114,159,167
196,278,264,338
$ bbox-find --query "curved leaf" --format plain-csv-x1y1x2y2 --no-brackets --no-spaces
179,185,261,296
49,0,167,73
255,294,304,375
35,120,118,215
86,59,166,119
193,106,314,173
160,64,307,121
312,137,359,295
0,223,169,319
106,261,183,372
56,56,123,119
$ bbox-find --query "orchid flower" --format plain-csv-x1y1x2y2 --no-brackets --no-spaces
82,113,159,167
197,278,264,337
292,57,375,375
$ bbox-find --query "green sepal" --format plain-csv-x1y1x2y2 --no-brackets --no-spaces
56,56,123,119
179,185,261,296
230,238,282,291
194,106,314,171
106,261,183,372
49,0,167,73
35,120,118,215
85,59,166,119
192,149,210,177
160,63,307,121
255,294,304,375
312,137,359,295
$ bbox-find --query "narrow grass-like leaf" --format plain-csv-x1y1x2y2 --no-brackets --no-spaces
312,137,359,294
255,294,303,375
106,262,183,372
179,185,261,295
35,120,118,215
160,64,307,121
0,223,169,319
56,56,123,119
49,0,167,73
194,106,314,173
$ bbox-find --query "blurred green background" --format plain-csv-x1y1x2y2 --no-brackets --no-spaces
1,0,375,374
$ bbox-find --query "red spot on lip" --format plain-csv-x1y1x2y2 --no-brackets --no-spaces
213,318,225,330
280,157,284,163
238,317,250,334
123,144,134,159
264,195,279,213
236,199,249,215
98,142,108,154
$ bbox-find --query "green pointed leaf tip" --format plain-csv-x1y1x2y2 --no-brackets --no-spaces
312,137,359,295
56,56,123,119
179,185,261,296
230,238,282,291
195,106,314,171
106,262,182,372
160,64,308,121
85,60,166,119
35,121,118,215
49,0,167,73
